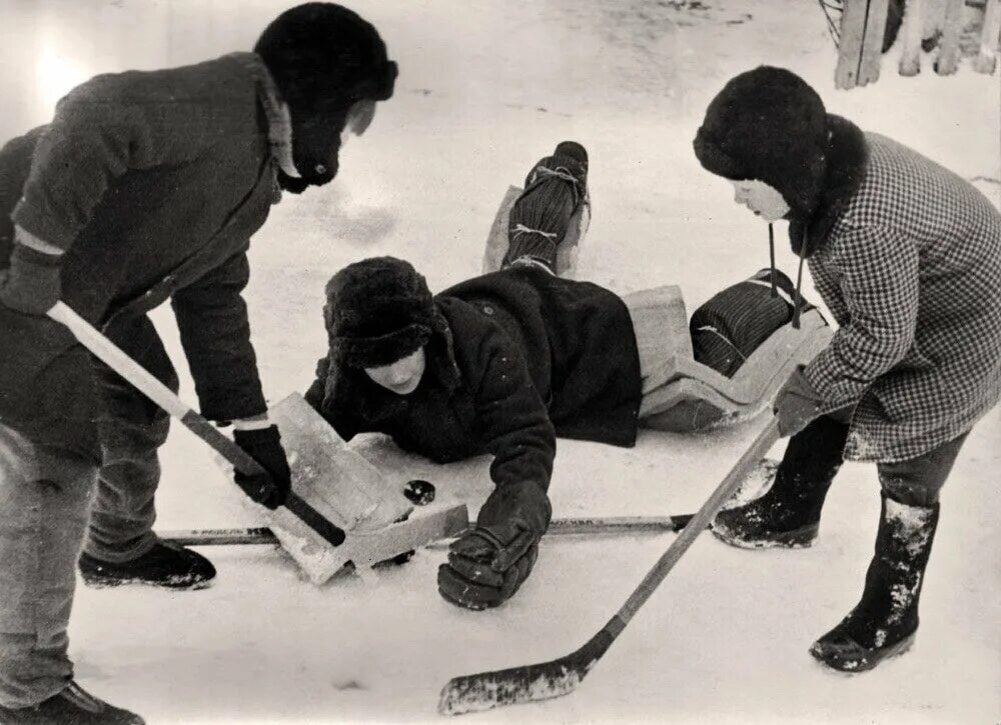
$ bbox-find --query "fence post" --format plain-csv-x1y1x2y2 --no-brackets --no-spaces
900,0,926,75
837,0,890,89
860,0,890,84
934,0,965,74
974,0,1001,73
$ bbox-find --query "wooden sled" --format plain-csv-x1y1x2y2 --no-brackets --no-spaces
268,393,468,585
637,304,833,432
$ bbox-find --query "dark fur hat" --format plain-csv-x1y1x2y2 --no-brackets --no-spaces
693,66,828,219
324,257,444,369
255,3,398,189
255,3,396,107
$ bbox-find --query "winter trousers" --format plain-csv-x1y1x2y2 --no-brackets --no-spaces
798,412,970,506
876,431,969,506
0,314,176,707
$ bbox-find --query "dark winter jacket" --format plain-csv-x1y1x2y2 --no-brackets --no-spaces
794,118,1001,462
305,265,643,491
0,52,282,458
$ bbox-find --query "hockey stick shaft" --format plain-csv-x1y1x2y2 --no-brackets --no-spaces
438,417,781,715
159,514,697,547
47,302,346,547
611,417,779,627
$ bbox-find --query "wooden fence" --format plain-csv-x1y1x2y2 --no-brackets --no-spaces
835,0,1000,88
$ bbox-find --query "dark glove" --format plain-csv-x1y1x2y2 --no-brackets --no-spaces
774,365,827,438
438,479,551,610
232,425,292,510
0,242,62,316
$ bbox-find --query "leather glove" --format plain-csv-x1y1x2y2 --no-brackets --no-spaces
0,242,62,316
438,479,551,610
232,425,292,509
774,365,827,438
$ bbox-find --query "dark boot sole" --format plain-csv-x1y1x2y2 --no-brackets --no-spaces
711,521,819,549
809,631,917,673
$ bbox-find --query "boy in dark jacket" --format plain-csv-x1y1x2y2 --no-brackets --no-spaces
0,4,396,722
693,66,1001,673
306,143,809,612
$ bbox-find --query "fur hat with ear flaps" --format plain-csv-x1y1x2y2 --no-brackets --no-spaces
693,65,869,258
324,257,446,369
255,3,398,190
693,67,828,223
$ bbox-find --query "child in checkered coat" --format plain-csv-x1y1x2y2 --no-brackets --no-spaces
693,66,1001,673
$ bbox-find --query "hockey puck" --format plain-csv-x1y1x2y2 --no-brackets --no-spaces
403,479,436,505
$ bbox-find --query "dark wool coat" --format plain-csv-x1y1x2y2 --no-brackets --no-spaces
0,52,280,458
796,118,1001,462
305,266,643,491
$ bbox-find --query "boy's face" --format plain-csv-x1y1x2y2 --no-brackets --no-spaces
364,347,426,395
731,179,790,222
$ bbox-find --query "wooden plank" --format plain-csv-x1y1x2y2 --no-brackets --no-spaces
637,309,834,431
269,393,411,533
481,185,522,274
974,0,1001,74
934,0,965,74
271,505,468,585
900,0,926,76
836,0,872,89
554,196,589,278
859,0,890,86
266,393,422,583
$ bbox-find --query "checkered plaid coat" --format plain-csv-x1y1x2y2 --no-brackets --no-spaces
803,132,1001,462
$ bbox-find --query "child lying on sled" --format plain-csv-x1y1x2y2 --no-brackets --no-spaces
304,142,828,611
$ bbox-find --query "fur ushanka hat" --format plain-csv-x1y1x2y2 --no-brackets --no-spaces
693,66,829,221
324,257,444,369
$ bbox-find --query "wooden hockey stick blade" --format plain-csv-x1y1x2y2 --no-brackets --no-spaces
159,514,697,547
438,625,617,715
437,418,780,716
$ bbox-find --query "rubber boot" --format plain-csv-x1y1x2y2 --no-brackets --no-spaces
810,491,940,672
0,681,144,724
712,416,849,548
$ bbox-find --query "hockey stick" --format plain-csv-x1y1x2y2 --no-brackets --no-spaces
437,417,781,715
159,514,698,547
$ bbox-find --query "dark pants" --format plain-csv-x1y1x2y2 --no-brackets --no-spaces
876,432,969,506
87,315,178,562
802,412,970,506
0,315,176,706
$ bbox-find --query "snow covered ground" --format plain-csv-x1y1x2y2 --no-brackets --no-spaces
3,0,999,722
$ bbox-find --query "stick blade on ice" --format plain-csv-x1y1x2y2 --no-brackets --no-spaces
438,631,613,716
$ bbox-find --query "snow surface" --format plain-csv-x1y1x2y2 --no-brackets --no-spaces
3,1,999,723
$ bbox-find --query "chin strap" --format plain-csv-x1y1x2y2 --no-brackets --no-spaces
766,221,810,329
767,223,777,297
792,224,812,330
